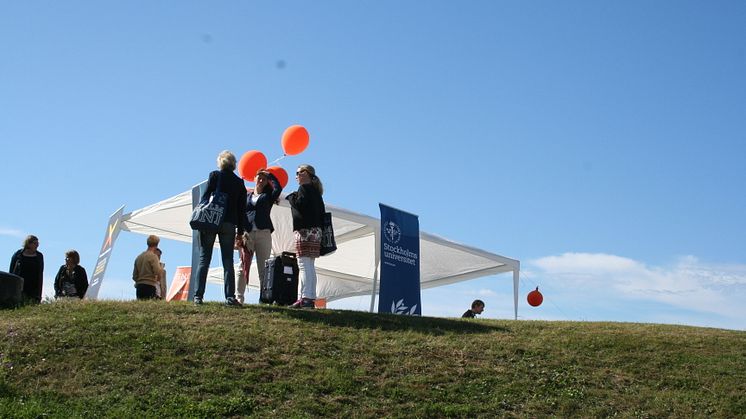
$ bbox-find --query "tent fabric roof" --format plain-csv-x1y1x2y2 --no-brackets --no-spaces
120,186,519,303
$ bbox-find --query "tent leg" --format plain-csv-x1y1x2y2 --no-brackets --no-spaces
369,268,378,313
513,269,519,320
370,228,381,313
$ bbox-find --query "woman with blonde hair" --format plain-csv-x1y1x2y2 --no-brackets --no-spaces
286,164,325,308
194,150,247,306
54,250,89,299
9,235,44,303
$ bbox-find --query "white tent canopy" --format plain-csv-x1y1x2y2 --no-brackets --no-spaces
119,185,521,317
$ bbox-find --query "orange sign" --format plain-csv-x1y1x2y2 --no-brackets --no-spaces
314,298,327,309
166,266,191,302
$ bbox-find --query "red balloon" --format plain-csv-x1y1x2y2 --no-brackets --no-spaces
281,125,309,155
238,150,267,182
527,287,543,307
267,166,289,188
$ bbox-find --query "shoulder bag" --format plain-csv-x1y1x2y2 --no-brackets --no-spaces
189,172,228,232
320,211,337,256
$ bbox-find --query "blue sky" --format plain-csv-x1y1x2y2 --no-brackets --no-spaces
1,1,744,330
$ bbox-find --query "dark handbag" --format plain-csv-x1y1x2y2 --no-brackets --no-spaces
320,212,337,256
189,172,228,232
12,254,22,275
62,281,78,297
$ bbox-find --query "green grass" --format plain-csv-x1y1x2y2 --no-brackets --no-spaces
1,300,744,418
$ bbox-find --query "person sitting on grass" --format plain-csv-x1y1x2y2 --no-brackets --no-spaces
462,299,485,318
54,249,88,299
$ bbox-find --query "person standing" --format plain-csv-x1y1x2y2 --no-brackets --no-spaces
194,150,247,306
236,169,282,304
133,235,162,300
9,235,44,304
286,164,325,309
54,250,88,299
154,248,167,300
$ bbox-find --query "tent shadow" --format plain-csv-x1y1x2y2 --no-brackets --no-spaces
264,306,508,335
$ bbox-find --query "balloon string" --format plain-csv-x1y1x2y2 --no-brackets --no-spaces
268,155,286,166
519,277,574,321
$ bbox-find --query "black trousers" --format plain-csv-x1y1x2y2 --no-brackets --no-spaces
136,284,157,300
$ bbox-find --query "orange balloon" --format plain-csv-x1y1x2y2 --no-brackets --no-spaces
281,125,310,155
238,150,267,182
527,287,544,307
266,166,288,188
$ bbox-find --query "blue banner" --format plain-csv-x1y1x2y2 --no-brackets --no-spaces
378,204,421,315
85,206,125,300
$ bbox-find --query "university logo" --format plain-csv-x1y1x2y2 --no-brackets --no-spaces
390,298,418,315
383,221,401,244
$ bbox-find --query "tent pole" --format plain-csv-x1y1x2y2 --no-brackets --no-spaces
370,263,379,312
513,268,519,320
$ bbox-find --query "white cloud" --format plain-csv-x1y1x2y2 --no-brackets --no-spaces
327,253,746,329
533,252,644,276
476,288,499,297
529,253,746,328
0,227,25,238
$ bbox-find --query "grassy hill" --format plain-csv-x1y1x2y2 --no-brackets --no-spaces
1,300,744,418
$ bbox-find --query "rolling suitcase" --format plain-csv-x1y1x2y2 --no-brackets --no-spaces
260,251,299,305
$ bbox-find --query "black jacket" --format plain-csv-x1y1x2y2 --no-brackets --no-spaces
245,172,282,232
202,169,248,234
54,265,89,298
287,183,325,231
10,249,44,302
